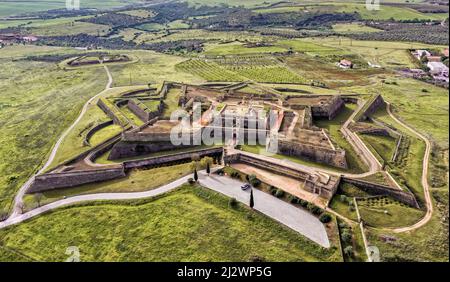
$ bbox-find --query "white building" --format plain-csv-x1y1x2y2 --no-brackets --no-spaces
415,49,431,60
428,61,449,82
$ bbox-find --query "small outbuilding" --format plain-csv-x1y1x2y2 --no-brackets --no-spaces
339,59,353,69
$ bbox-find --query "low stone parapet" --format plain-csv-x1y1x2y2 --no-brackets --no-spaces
342,177,419,208
28,167,126,193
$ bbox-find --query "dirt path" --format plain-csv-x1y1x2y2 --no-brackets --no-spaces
9,65,113,218
386,103,433,233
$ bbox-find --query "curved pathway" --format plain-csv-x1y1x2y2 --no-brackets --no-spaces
1,172,190,229
10,65,113,218
386,103,433,233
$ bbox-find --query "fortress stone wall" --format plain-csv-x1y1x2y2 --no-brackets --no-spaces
127,99,162,122
288,95,345,120
97,98,124,126
357,94,386,121
124,147,223,169
342,177,419,208
84,120,114,146
109,141,196,160
311,96,345,120
225,151,340,200
277,139,348,169
29,167,126,193
29,147,223,193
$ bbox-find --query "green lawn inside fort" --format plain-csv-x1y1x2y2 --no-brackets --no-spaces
0,185,341,262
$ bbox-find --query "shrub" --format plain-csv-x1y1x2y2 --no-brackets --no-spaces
249,255,266,262
344,246,354,258
311,206,324,215
341,231,353,244
7,175,18,184
306,203,323,215
230,171,240,178
299,199,308,207
200,156,214,169
290,196,300,204
187,178,195,184
269,186,277,195
339,195,347,203
274,189,285,198
248,174,261,187
229,198,238,208
319,213,332,223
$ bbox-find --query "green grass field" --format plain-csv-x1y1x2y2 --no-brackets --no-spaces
344,76,449,204
0,0,142,17
1,185,341,262
108,51,203,87
0,45,107,212
46,85,149,169
332,23,382,34
0,16,109,36
176,59,244,82
302,37,447,69
253,2,448,21
204,42,288,56
162,88,182,118
360,134,397,164
334,3,449,21
315,104,367,174
357,196,425,228
365,189,448,262
329,196,358,222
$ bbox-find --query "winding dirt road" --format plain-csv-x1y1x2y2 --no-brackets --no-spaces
9,65,113,218
386,103,433,233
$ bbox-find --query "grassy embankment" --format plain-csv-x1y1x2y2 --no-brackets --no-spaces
343,78,448,261
1,185,341,262
0,46,107,212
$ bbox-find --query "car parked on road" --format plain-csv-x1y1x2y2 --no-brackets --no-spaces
241,184,251,190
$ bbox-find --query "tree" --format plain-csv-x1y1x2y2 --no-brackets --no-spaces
194,169,198,182
341,231,353,244
344,246,354,258
248,174,261,187
229,198,238,208
206,162,210,175
249,189,254,209
319,213,332,223
201,157,213,170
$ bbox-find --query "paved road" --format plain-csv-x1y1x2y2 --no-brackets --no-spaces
0,174,190,229
341,100,383,176
386,103,433,233
0,170,330,248
198,172,330,248
10,65,113,218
